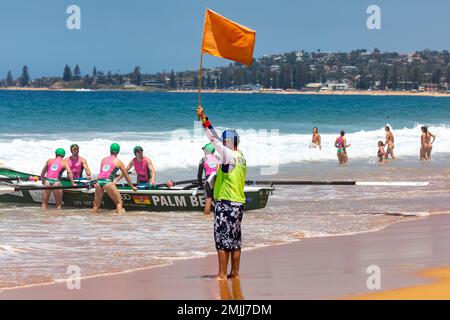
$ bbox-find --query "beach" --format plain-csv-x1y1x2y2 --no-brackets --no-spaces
170,89,450,98
1,212,450,299
1,91,450,299
2,86,450,97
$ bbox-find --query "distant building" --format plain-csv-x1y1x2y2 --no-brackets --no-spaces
319,86,332,92
304,83,325,91
419,84,439,92
342,66,358,73
141,80,167,89
270,65,280,72
229,84,262,91
327,83,349,91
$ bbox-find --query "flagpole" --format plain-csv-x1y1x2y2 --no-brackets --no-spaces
198,53,203,107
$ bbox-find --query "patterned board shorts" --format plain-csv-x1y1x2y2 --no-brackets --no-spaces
214,200,244,251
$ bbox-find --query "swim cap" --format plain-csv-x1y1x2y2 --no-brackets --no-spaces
55,148,66,157
221,130,240,147
133,146,143,154
202,143,215,154
110,143,120,154
70,144,79,151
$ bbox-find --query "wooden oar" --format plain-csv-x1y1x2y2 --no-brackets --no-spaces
154,179,200,188
245,180,429,187
0,177,32,182
112,179,200,189
0,184,91,195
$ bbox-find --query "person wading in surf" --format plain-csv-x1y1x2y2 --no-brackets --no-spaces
310,127,322,150
420,126,436,161
68,144,92,181
40,148,75,210
92,143,136,214
115,146,156,189
197,105,247,281
197,143,220,215
335,130,351,164
384,126,395,159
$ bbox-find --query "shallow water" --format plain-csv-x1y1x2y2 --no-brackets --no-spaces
1,92,449,289
1,157,449,289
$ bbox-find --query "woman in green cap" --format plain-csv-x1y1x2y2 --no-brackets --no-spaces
197,143,220,215
115,146,156,189
40,148,75,210
92,143,136,214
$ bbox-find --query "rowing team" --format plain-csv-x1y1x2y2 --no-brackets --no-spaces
38,141,221,214
38,143,152,211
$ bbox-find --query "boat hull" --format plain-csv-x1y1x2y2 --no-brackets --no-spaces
0,167,272,212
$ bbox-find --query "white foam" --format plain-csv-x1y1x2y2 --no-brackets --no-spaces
0,245,29,256
0,124,449,174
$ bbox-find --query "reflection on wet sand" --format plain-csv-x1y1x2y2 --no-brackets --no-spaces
218,278,244,300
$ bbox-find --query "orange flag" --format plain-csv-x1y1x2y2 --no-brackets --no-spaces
201,9,256,65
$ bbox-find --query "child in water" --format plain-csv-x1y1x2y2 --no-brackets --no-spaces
377,141,386,163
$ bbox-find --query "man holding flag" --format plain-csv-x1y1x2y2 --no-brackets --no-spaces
197,106,247,281
197,9,255,280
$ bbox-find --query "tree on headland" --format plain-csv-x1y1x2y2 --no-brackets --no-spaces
6,71,14,86
391,65,399,90
447,66,450,85
107,71,113,84
19,65,30,87
177,72,183,88
63,65,72,81
82,74,92,86
432,68,442,84
132,66,141,85
381,66,389,89
6,49,450,91
73,65,81,80
410,64,422,89
169,70,177,89
193,75,198,87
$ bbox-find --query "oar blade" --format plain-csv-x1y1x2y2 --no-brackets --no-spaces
356,181,430,187
246,180,429,187
0,186,16,195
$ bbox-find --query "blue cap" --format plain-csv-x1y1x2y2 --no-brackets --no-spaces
221,130,240,147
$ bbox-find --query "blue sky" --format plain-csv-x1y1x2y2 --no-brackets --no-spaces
1,0,449,77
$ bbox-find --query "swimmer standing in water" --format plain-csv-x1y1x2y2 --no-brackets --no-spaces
310,127,322,150
335,130,351,164
384,126,395,159
377,141,386,163
420,126,436,160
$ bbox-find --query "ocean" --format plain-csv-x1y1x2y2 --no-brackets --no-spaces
1,90,450,289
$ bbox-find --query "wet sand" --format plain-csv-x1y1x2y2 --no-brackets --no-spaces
1,213,450,299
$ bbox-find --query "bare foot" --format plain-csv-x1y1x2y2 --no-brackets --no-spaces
217,275,227,281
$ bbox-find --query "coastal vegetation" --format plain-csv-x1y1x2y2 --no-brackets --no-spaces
2,49,450,92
